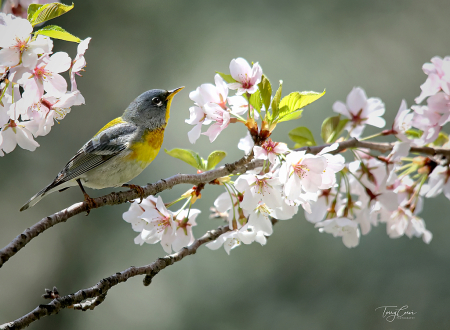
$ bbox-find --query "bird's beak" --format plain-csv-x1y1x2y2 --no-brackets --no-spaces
166,86,185,101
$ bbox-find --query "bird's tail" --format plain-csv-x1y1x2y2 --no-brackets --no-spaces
20,185,55,212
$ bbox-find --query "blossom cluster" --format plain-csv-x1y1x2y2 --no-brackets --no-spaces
186,57,262,143
123,56,450,254
123,196,200,254
0,10,89,155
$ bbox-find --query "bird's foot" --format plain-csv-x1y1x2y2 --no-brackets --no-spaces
83,193,97,216
76,179,96,216
122,184,146,203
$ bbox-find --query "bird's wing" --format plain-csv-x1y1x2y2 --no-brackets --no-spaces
49,122,137,187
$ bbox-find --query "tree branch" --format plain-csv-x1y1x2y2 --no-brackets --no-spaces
0,224,231,330
1,138,449,269
71,293,107,311
0,154,258,268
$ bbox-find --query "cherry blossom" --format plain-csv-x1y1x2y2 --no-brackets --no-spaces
228,95,250,116
0,119,39,153
411,105,441,145
235,173,283,210
421,165,450,200
415,56,450,104
349,157,388,192
186,74,228,143
228,57,262,95
70,37,91,92
201,103,230,142
0,15,52,68
190,74,228,109
22,91,84,137
405,215,432,244
385,207,413,239
253,139,289,164
391,100,414,142
136,196,176,253
247,203,275,236
213,188,247,229
171,208,200,252
19,52,71,101
206,224,261,255
185,106,211,144
315,217,360,248
427,92,450,125
237,131,254,154
278,151,327,199
122,196,159,232
317,143,345,189
333,87,385,138
304,188,337,223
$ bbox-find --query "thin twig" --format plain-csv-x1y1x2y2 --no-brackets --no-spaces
71,293,107,311
0,224,231,330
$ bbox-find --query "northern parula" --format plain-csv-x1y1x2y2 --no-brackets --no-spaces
20,87,184,212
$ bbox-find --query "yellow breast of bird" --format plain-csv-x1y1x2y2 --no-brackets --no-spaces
127,128,165,168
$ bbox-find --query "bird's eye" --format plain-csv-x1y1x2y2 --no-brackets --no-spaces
152,97,162,106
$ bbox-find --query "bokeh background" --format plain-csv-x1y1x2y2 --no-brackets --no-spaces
1,0,450,329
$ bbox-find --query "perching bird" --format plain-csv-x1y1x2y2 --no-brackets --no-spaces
20,87,184,212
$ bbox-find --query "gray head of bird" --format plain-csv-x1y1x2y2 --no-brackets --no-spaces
122,87,184,129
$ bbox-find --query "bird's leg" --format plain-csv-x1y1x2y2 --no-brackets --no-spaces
76,179,96,216
122,184,145,204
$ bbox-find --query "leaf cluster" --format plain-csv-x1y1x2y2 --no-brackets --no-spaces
28,2,81,43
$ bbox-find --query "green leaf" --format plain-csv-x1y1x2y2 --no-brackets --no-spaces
270,80,283,122
279,90,326,113
35,25,80,42
248,90,262,113
288,127,316,147
258,74,272,112
271,90,326,124
206,150,227,170
29,2,75,27
27,4,43,21
277,109,303,123
433,131,448,146
320,116,340,143
216,71,236,84
321,115,349,143
405,129,422,139
164,148,205,170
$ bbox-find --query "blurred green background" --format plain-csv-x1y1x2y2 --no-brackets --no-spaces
1,0,450,329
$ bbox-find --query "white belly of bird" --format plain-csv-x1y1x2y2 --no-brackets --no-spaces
79,152,148,189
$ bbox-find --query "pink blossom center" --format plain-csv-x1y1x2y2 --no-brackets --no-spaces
254,178,270,194
350,109,367,126
155,216,172,234
33,66,50,80
13,37,28,53
217,94,227,110
262,139,278,153
239,73,253,89
292,162,309,178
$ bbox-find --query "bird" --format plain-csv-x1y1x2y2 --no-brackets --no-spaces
20,87,184,213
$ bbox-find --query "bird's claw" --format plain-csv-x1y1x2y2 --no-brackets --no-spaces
122,184,145,203
83,194,97,216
